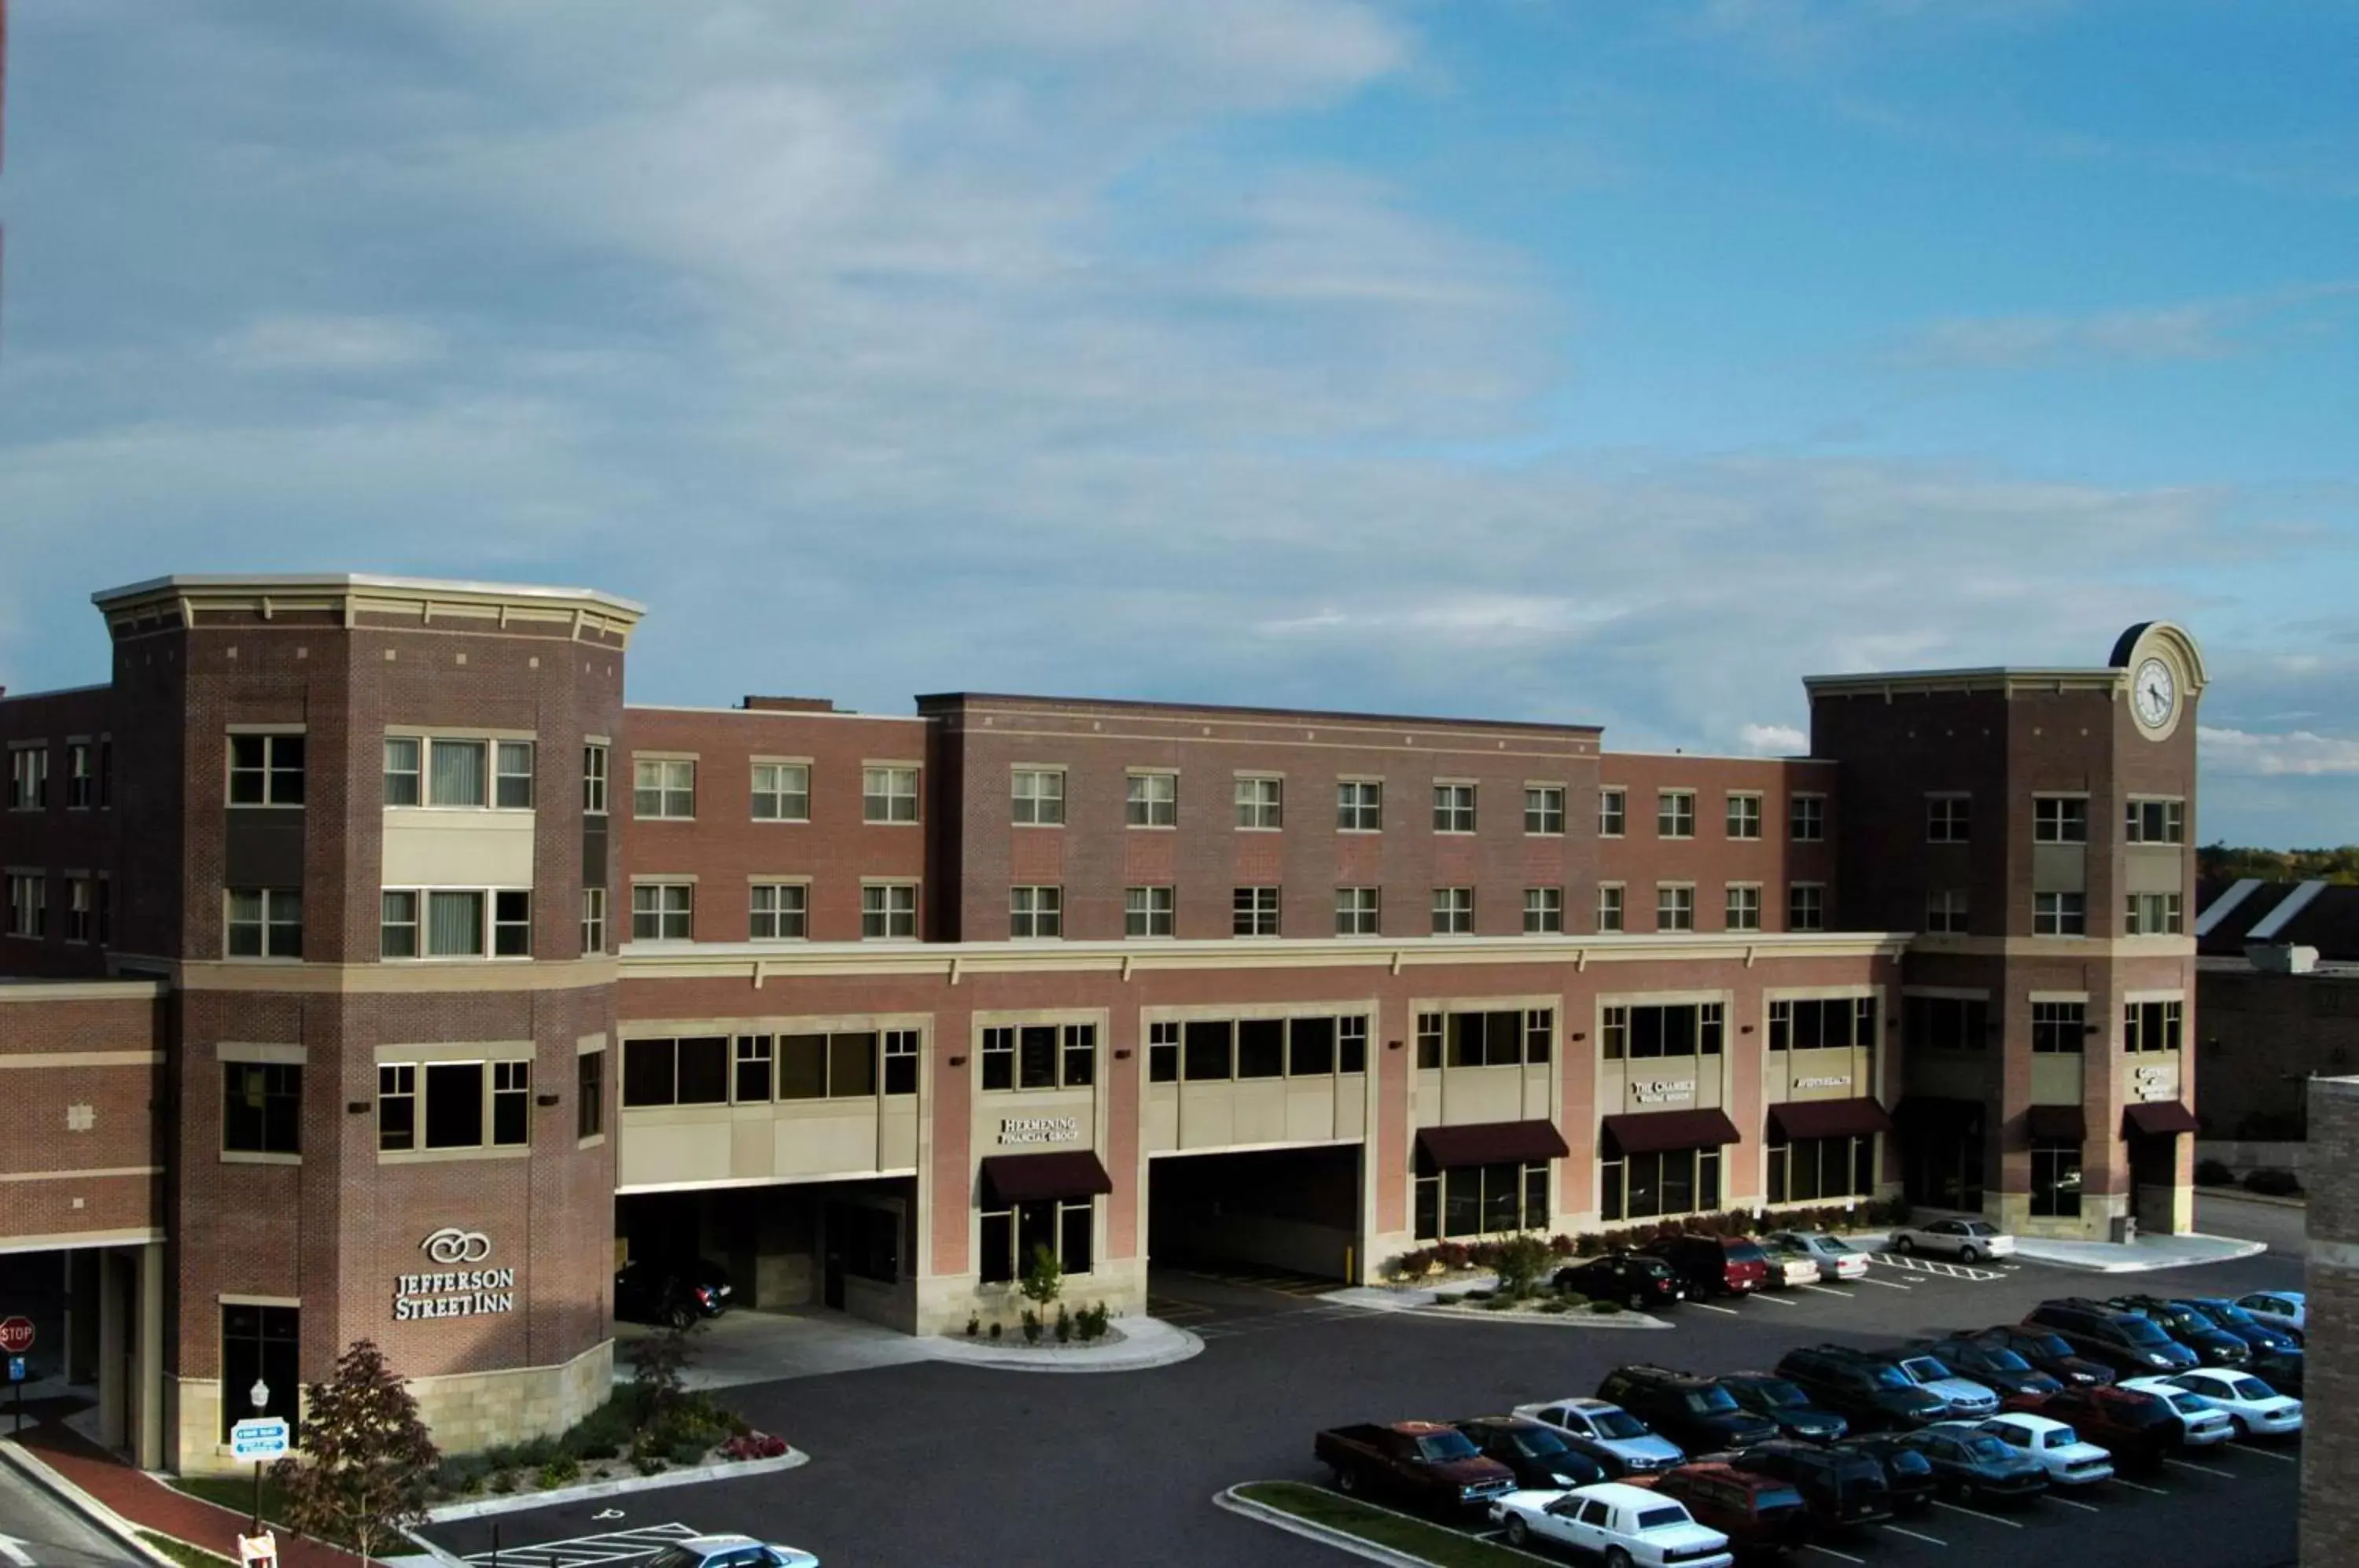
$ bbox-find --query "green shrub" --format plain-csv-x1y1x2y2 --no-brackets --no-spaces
2195,1158,2234,1187
1433,1292,1464,1306
1482,1294,1517,1311
2245,1167,2302,1197
1054,1305,1073,1344
634,1456,666,1477
536,1456,581,1489
1589,1300,1621,1315
1491,1233,1553,1299
1075,1301,1110,1342
988,1321,1003,1341
488,1471,515,1495
1022,1309,1043,1345
1555,1290,1588,1308
667,1440,708,1467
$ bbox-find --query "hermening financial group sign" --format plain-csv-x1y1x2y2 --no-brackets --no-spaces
393,1228,517,1321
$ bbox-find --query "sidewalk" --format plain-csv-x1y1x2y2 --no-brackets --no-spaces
926,1314,1202,1372
2005,1230,2266,1274
624,1307,1202,1386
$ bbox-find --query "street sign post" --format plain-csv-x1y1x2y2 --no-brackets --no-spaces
0,1320,28,1437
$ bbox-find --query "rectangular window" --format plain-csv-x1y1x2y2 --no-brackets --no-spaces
884,1029,920,1095
1656,883,1695,932
65,878,94,943
1600,1147,1722,1224
1790,793,1825,842
66,743,94,809
1148,1021,1180,1083
1726,793,1763,840
750,762,810,822
1336,779,1382,832
981,1025,1088,1091
1339,1015,1368,1073
2125,892,2184,936
226,888,302,959
576,1049,604,1139
734,1036,775,1103
1184,1019,1234,1080
1127,771,1177,827
1599,1002,1724,1060
222,1062,302,1155
2125,798,2187,845
1927,794,1971,843
494,742,535,809
383,738,422,806
1010,885,1063,939
632,883,694,941
1232,885,1279,937
779,1034,827,1099
2124,999,2183,1054
580,887,606,955
492,1059,531,1146
1412,1160,1554,1240
2031,1000,2086,1054
863,765,919,823
1125,885,1174,937
1905,994,1991,1051
1657,790,1695,838
2033,796,2088,843
428,739,487,808
7,748,46,811
1724,884,1761,932
1335,886,1382,936
423,1061,485,1150
979,1198,1095,1283
1524,786,1566,836
621,1039,675,1108
1438,1010,1548,1068
418,889,479,956
1523,886,1563,934
1599,787,1625,837
377,1064,417,1151
1416,1011,1443,1069
220,1305,300,1445
1597,883,1625,933
1235,775,1283,830
1788,882,1825,932
1432,886,1474,935
1927,889,1969,935
491,889,531,957
861,883,917,939
2034,891,2087,937
1062,1024,1097,1087
1767,997,1873,1051
1011,768,1065,826
2030,1142,2084,1218
750,883,808,940
1433,783,1476,834
229,734,305,807
1765,1133,1878,1205
635,757,696,819
582,744,609,815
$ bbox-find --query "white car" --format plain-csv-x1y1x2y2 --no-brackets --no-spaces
1764,1230,1869,1281
645,1537,819,1568
1976,1412,2115,1486
1890,1353,1999,1417
1888,1218,2016,1263
1490,1482,1734,1568
2167,1369,2305,1438
2234,1290,2306,1338
2118,1378,2236,1445
1757,1246,1820,1290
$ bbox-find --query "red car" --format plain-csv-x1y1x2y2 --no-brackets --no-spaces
1643,1234,1772,1297
1999,1385,2176,1474
1640,1463,1814,1555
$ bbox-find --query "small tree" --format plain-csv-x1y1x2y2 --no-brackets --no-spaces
624,1314,704,1425
1018,1242,1063,1312
1491,1233,1551,1300
270,1340,439,1564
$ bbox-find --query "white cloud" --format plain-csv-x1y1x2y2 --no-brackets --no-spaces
1893,283,2359,371
219,315,447,374
2200,727,2359,778
1740,723,1809,755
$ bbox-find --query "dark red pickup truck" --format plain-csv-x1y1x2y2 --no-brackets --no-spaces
1315,1421,1517,1513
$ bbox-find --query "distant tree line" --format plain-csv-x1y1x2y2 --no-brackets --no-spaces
2199,843,2359,885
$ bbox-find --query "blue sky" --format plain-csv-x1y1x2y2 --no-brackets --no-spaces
2,0,2353,845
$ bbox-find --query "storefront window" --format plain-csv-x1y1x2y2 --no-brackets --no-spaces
982,1025,1093,1091
980,1198,1095,1283
1766,1134,1876,1204
1414,1161,1551,1241
2030,1142,2084,1217
1600,1147,1721,1222
221,1305,300,1442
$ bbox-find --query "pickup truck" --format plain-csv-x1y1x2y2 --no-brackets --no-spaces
1316,1422,1517,1512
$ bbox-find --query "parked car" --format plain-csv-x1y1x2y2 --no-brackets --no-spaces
1514,1397,1687,1477
1754,1239,1822,1290
1974,1413,2114,1487
1774,1345,1947,1432
2233,1290,2306,1338
1314,1422,1516,1512
1998,1386,2174,1474
1645,1463,1814,1557
1864,1350,1999,1418
2021,1299,2200,1376
645,1538,817,1568
1724,1438,1895,1531
1888,1218,2015,1263
1908,1336,2064,1400
1640,1235,1772,1298
2173,1299,2306,1393
1963,1326,2115,1388
1597,1366,1780,1456
1454,1416,1612,1491
613,1259,731,1329
1895,1423,2049,1506
1824,1434,1938,1512
1557,1253,1689,1312
2114,1378,2236,1446
1717,1371,1849,1441
2105,1296,2254,1368
1762,1230,1870,1282
2163,1370,2304,1439
1489,1482,1734,1567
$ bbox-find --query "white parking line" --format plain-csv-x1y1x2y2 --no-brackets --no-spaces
1799,1285,1852,1297
1753,1292,1802,1306
1691,1302,1742,1316
2114,1478,2170,1496
1860,1276,1913,1290
1882,1524,1949,1545
2048,1496,2103,1513
1930,1500,2022,1529
2166,1457,2236,1478
2229,1443,2299,1463
1806,1546,1868,1565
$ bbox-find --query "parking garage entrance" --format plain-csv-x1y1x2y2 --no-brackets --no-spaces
1146,1143,1364,1283
616,1176,917,1331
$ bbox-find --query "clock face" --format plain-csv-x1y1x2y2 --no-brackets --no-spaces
2133,657,2177,728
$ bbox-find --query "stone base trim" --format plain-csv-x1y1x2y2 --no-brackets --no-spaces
423,1447,807,1523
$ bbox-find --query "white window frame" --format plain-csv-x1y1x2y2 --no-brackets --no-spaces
580,886,606,955
225,887,303,960
1125,885,1174,937
863,765,920,824
1724,882,1762,932
1599,787,1626,837
1788,882,1826,932
6,872,45,939
1336,778,1382,833
1726,793,1763,841
1432,885,1475,935
1336,886,1381,936
861,882,918,940
631,882,694,942
378,886,530,959
65,743,95,811
1657,790,1696,839
1927,889,1969,935
2125,797,2187,845
750,882,808,940
7,746,47,812
1524,785,1566,836
1235,775,1283,830
2033,795,2089,844
1011,768,1066,826
1523,886,1563,934
1232,885,1280,937
227,732,304,808
1010,885,1063,939
1927,793,1971,844
582,743,609,815
2033,890,2087,937
1126,771,1177,828
1433,782,1477,834
2125,891,2183,936
1790,792,1826,842
751,761,811,823
1655,882,1695,932
1596,882,1625,933
635,756,697,819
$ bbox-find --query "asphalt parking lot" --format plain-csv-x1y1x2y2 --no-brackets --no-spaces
422,1246,2302,1568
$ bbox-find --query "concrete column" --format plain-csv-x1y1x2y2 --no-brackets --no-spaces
133,1242,164,1468
65,1250,101,1385
96,1251,126,1450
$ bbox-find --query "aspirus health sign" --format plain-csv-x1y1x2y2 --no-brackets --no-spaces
394,1228,517,1320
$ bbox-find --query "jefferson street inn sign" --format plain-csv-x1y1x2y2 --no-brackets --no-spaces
393,1228,517,1321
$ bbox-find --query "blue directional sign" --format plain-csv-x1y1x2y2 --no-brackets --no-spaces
5,1356,23,1383
229,1417,290,1462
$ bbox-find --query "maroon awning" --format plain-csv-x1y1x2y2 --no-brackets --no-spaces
1415,1119,1571,1172
978,1151,1114,1207
2123,1100,2201,1137
1768,1097,1896,1142
1601,1108,1743,1158
2025,1104,2087,1143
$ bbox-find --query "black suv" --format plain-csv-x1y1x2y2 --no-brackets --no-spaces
1775,1345,1947,1432
1725,1439,1894,1532
1452,1417,1610,1492
1906,1337,2063,1399
1963,1326,2114,1388
2021,1299,2199,1375
1596,1365,1779,1455
1824,1434,1937,1512
2104,1296,2252,1369
1718,1371,1849,1441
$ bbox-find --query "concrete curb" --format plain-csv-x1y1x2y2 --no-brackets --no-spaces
2011,1236,2271,1275
0,1437,183,1568
2196,1186,2308,1211
926,1318,1203,1374
421,1449,807,1523
1211,1485,1444,1568
1400,1307,1670,1330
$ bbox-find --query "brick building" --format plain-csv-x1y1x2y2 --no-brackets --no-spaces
0,574,2205,1470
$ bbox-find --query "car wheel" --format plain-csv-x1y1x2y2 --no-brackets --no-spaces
1335,1467,1360,1495
1628,1292,1647,1311
1893,1236,1915,1253
1957,1481,1976,1505
1959,1246,1982,1264
2231,1416,2250,1440
1505,1517,1531,1548
1605,1549,1634,1568
668,1304,697,1331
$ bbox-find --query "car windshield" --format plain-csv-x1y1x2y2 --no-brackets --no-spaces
1515,1430,1573,1457
1960,1436,2012,1463
2115,1318,2173,1346
1757,1485,1807,1511
2229,1378,2276,1402
2201,1301,2259,1327
1636,1507,1690,1532
1751,1380,1807,1408
646,1551,701,1568
2022,1333,2073,1358
1724,1242,1768,1264
1864,1364,1912,1389
1591,1409,1649,1439
1418,1431,1480,1461
1899,1357,1951,1382
1687,1388,1741,1414
2164,1394,2206,1416
2042,1429,2079,1449
1974,1347,2031,1372
1963,1222,1999,1236
1815,1237,1856,1254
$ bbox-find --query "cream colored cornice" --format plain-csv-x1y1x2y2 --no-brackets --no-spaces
619,932,1915,988
158,956,619,995
1902,934,2196,960
0,979,168,1003
92,573,643,647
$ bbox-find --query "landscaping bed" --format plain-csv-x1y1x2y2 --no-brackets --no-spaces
1381,1198,1909,1287
1423,1284,1649,1323
1231,1481,1530,1567
418,1386,786,1504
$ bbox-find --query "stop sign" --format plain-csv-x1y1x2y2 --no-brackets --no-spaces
0,1318,33,1354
